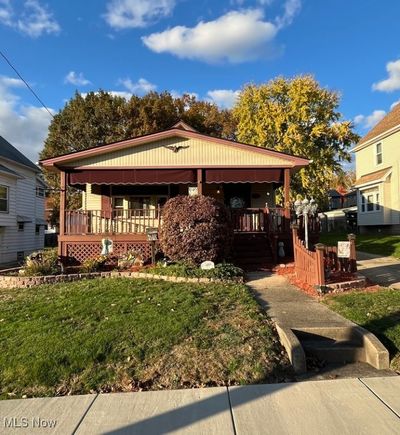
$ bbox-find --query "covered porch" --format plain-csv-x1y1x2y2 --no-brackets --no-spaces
40,121,309,265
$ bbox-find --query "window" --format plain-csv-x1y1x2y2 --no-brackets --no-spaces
36,187,45,197
360,187,380,213
0,185,8,212
376,143,383,165
18,223,24,231
129,197,151,216
113,197,124,209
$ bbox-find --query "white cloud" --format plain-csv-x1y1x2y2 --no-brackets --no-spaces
275,0,301,28
104,0,176,29
353,110,386,129
390,99,400,110
0,0,60,37
142,1,300,63
0,75,54,163
142,9,277,63
64,71,91,86
118,77,157,94
372,59,400,93
206,89,240,109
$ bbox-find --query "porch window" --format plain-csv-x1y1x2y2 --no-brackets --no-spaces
113,197,124,209
0,185,8,212
360,187,380,213
376,143,382,165
129,197,151,216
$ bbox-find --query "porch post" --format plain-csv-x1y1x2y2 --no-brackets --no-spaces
59,170,66,237
197,169,203,195
59,170,67,257
284,168,291,219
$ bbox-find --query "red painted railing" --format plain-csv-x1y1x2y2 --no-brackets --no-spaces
65,206,292,236
65,207,162,235
292,225,357,287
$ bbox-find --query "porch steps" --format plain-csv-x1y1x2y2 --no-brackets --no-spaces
292,328,379,368
232,233,274,270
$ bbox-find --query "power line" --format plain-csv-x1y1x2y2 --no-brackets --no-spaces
0,49,55,120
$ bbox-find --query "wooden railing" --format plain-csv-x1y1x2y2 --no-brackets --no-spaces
65,208,162,235
292,225,357,287
65,206,292,236
292,225,325,287
229,207,289,234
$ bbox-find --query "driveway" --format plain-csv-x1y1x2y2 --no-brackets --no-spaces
357,251,400,289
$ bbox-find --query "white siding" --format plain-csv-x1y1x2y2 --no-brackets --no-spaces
0,159,45,265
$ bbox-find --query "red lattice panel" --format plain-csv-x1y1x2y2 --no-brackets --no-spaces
65,241,156,264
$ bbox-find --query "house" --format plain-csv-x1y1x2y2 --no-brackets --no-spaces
0,136,47,266
39,121,309,265
319,189,357,232
352,103,400,233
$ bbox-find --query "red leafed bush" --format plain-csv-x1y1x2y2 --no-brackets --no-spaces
159,195,233,265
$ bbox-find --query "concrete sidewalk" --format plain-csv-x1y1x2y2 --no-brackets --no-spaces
0,377,399,434
357,251,400,289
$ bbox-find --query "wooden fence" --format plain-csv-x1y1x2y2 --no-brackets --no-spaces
292,224,357,287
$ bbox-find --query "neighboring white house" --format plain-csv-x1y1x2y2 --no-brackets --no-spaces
352,103,400,233
0,136,46,266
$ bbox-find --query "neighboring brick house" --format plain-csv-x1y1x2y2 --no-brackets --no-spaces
0,136,46,265
352,103,400,233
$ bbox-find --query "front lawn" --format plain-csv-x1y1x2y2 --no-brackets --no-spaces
0,278,291,399
319,233,400,258
323,289,400,371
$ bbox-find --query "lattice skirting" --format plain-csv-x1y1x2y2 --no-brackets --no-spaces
64,241,157,263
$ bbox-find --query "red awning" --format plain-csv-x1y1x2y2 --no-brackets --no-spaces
205,169,283,183
68,169,197,185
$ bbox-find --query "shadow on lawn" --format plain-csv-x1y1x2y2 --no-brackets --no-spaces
361,311,400,359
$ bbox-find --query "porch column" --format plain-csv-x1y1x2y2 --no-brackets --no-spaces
197,169,203,195
59,171,66,237
284,168,291,218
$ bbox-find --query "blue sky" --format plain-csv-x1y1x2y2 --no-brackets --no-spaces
1,0,400,162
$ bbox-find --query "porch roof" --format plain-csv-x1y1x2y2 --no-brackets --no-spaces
39,122,309,172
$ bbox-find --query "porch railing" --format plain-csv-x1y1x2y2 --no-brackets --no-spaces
65,206,291,236
229,207,289,234
65,208,162,235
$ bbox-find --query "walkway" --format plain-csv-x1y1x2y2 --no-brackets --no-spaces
357,251,400,289
0,377,399,434
246,271,393,378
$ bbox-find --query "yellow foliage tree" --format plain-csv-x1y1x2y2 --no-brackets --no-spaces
233,75,360,204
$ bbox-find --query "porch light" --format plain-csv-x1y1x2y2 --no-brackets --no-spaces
294,197,318,250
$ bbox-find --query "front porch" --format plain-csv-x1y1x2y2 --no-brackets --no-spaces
40,121,310,265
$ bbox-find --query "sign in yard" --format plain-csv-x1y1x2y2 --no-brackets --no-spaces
337,241,351,258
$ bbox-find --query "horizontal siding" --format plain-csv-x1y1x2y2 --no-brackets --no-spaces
0,158,45,264
68,137,291,168
84,184,102,210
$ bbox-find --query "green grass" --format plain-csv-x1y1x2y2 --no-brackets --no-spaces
319,233,400,258
323,289,400,371
0,278,290,399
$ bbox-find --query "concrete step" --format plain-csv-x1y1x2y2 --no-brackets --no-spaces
301,340,365,364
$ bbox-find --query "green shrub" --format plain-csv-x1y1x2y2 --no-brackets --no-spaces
159,195,233,265
149,261,243,281
20,249,59,276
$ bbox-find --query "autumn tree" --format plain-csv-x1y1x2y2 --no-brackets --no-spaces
40,90,235,220
233,75,360,204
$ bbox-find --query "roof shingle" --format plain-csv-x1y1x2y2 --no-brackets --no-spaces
358,103,400,146
0,136,40,172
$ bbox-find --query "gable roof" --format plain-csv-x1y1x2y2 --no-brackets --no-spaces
0,136,40,172
356,103,400,148
354,167,392,187
39,123,309,170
